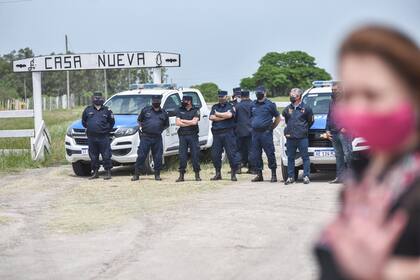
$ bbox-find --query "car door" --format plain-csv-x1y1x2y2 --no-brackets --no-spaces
181,90,209,146
162,93,181,153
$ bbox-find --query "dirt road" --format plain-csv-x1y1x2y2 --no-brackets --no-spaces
0,166,340,280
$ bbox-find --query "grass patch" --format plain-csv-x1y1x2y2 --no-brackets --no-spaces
0,107,83,172
0,215,14,225
271,96,290,102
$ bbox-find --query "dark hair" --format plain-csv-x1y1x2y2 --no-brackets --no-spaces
339,25,420,104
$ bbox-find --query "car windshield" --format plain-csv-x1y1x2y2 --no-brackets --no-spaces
105,95,153,115
302,92,331,114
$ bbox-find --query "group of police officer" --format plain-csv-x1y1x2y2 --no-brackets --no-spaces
82,86,314,184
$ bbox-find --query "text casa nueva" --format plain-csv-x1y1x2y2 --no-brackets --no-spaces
45,53,147,70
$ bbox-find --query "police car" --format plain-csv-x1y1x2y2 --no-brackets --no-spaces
279,80,368,181
65,87,213,176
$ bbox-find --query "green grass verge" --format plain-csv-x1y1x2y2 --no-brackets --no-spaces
270,96,290,102
0,107,83,172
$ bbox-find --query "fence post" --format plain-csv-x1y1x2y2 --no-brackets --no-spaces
32,72,43,139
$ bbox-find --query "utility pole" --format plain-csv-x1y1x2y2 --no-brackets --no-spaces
65,34,70,109
23,77,27,100
103,50,108,99
104,69,108,99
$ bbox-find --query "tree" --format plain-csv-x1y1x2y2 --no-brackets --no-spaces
191,82,219,103
240,51,331,96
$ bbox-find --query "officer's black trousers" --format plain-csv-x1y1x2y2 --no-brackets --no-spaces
178,134,201,173
237,135,252,167
211,129,240,171
251,130,277,171
88,135,112,171
135,135,163,172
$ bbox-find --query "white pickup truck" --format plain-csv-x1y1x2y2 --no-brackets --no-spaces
65,87,213,176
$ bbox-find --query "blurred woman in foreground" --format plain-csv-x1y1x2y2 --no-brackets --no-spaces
315,26,420,280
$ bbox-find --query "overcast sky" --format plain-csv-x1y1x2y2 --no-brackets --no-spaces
1,0,419,91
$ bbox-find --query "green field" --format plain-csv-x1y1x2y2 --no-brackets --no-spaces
0,107,83,172
270,96,290,102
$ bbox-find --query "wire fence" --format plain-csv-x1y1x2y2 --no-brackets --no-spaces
0,95,91,111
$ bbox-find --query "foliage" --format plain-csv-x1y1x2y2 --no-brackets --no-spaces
240,51,331,96
190,82,219,103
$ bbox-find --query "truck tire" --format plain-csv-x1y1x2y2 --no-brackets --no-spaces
72,161,92,177
281,160,288,182
139,152,155,175
281,160,299,181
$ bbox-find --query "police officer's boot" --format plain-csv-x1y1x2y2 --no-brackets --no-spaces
103,169,112,180
154,170,162,181
89,169,99,180
131,168,140,181
251,171,264,182
231,169,238,181
211,169,222,180
176,171,185,182
195,171,202,181
270,169,277,183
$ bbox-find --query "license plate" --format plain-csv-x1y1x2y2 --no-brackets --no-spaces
314,149,335,157
81,148,88,155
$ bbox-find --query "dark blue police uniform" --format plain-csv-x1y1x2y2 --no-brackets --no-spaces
326,99,352,181
176,105,201,173
82,104,115,172
133,102,169,176
282,102,314,179
210,92,240,176
250,98,280,173
234,91,253,170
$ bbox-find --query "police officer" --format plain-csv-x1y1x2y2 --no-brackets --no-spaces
250,86,281,183
231,87,242,106
175,95,201,182
131,95,169,181
235,90,253,173
209,90,240,181
81,91,115,180
282,88,314,185
231,87,243,174
326,82,352,183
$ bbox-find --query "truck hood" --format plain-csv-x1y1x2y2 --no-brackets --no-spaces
310,114,327,130
69,114,138,130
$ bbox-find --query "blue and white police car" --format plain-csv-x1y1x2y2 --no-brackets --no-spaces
65,87,213,176
280,80,368,181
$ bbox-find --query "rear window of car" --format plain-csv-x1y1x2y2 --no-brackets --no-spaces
182,91,202,108
105,95,153,115
302,92,331,114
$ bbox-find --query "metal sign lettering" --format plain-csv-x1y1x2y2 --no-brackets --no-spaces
13,51,181,72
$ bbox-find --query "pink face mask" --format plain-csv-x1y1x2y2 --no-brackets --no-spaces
334,102,417,153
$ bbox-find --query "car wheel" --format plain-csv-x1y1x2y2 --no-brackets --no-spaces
72,161,91,176
281,160,299,181
139,152,155,175
222,149,227,163
294,169,299,181
281,160,288,182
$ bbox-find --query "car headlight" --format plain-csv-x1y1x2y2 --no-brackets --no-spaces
66,127,73,137
114,126,138,137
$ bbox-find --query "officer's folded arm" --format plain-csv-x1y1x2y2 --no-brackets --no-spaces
215,111,233,119
176,118,190,127
209,114,224,122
